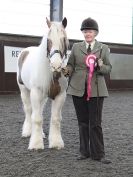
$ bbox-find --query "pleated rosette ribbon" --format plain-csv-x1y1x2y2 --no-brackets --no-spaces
85,54,97,100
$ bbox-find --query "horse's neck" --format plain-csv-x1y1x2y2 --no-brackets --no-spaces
39,35,47,55
36,36,48,65
35,36,52,84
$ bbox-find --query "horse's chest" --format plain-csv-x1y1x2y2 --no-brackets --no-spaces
48,80,61,99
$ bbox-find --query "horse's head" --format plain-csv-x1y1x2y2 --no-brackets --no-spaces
46,17,69,77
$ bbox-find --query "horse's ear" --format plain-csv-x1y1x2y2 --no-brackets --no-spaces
46,17,51,28
62,17,67,28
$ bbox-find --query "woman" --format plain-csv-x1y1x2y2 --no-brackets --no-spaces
63,17,112,164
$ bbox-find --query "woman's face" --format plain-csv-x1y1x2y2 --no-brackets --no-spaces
82,29,97,43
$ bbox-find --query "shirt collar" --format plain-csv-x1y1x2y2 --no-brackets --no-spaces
85,40,95,50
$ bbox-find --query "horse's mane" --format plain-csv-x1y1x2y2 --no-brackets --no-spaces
34,35,52,91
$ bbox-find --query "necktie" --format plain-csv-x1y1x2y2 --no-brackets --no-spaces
87,44,91,54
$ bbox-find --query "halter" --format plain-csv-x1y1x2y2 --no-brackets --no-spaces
48,48,68,68
47,37,68,60
49,50,63,58
47,33,68,70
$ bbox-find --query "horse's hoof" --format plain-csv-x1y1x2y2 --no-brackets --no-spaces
49,145,64,150
49,141,64,149
28,144,44,150
22,123,31,137
22,132,31,137
28,137,44,150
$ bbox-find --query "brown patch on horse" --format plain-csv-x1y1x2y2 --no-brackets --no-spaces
48,72,61,99
18,50,29,84
47,38,52,55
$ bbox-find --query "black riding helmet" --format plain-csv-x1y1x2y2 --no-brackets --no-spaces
80,17,99,32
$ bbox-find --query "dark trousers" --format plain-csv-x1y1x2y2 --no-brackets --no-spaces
72,93,105,159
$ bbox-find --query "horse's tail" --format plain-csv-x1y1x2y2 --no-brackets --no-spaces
17,50,29,84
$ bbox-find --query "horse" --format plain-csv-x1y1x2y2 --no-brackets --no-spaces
17,17,69,150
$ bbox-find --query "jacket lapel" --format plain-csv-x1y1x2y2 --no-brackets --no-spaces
79,40,102,55
79,41,87,55
91,41,102,54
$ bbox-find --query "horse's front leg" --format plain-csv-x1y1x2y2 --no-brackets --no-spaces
20,85,32,137
28,88,45,150
49,91,66,149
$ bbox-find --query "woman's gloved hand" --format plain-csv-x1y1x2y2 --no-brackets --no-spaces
97,58,103,67
62,67,70,77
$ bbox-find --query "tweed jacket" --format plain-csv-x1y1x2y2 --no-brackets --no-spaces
67,40,112,97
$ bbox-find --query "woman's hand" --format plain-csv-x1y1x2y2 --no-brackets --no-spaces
62,67,69,77
97,58,103,67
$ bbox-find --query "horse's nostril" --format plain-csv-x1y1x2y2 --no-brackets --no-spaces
51,64,62,72
57,66,61,70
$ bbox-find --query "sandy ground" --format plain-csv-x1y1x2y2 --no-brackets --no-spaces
0,91,133,177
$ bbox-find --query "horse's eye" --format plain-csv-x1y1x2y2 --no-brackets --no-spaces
47,39,52,46
47,39,52,51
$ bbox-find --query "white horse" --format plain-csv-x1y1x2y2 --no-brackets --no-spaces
17,17,69,150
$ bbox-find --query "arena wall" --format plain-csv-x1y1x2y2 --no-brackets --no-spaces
0,33,133,94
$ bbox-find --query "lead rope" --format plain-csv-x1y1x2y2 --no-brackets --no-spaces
96,45,103,121
62,51,72,92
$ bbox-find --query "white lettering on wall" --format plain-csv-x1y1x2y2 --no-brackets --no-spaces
4,46,24,72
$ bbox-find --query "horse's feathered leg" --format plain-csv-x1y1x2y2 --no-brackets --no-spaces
20,85,32,137
28,88,45,150
49,91,66,149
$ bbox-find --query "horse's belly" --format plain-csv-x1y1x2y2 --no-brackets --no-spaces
21,59,51,91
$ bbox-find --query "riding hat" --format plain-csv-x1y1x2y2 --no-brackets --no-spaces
80,17,99,31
